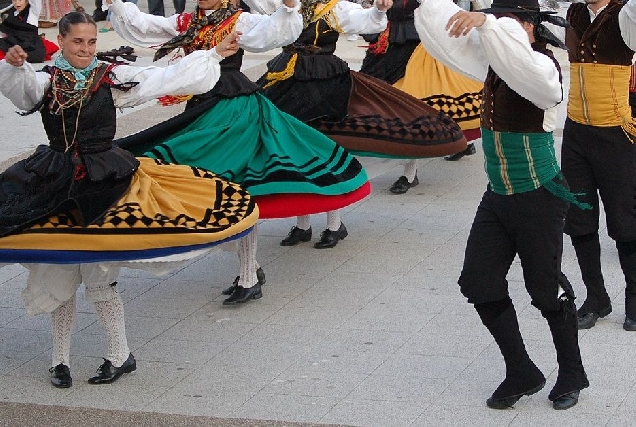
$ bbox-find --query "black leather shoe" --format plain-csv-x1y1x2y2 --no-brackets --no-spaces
389,175,419,194
444,143,476,161
280,226,312,246
221,267,266,296
486,380,545,409
49,364,72,388
92,9,108,21
223,282,262,305
624,316,636,331
314,223,348,249
552,391,580,410
88,353,136,384
577,304,612,329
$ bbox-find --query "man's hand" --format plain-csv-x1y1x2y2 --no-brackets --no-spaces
4,46,28,67
375,0,393,12
215,31,242,58
446,11,486,37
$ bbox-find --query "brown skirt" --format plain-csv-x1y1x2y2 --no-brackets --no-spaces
309,71,467,158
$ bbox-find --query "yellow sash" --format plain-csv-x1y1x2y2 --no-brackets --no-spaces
568,63,636,142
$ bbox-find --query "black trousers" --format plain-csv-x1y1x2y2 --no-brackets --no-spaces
459,181,569,312
562,118,636,242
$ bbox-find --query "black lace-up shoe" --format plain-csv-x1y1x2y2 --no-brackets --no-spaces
50,364,72,388
223,282,262,305
88,353,136,384
314,223,348,249
444,143,476,161
389,175,419,194
280,226,312,246
222,267,266,295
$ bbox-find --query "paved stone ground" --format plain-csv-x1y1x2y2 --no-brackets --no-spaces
1,2,636,426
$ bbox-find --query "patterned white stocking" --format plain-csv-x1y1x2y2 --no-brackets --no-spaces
327,210,341,231
50,294,75,368
93,293,130,367
404,160,417,183
296,215,311,230
238,227,258,289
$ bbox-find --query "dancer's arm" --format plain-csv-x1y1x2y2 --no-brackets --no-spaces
107,0,181,47
619,0,636,50
336,0,390,35
237,1,302,52
0,47,50,110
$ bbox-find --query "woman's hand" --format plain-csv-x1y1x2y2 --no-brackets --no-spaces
375,0,393,11
446,11,486,37
215,31,242,58
104,0,113,4
4,46,28,67
282,0,296,8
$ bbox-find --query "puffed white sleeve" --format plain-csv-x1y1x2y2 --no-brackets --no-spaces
335,1,387,35
241,0,280,15
111,49,223,108
236,4,302,52
108,0,180,47
0,60,50,111
415,0,488,82
619,0,636,51
478,15,562,109
27,0,42,26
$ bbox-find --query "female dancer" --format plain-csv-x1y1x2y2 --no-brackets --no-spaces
254,0,467,247
0,12,255,387
360,0,482,194
107,0,371,299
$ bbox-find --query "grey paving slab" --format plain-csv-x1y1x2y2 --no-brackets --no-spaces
1,3,636,425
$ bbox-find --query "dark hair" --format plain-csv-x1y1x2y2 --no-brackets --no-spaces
58,11,96,37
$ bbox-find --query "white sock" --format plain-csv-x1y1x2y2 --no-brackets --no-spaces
51,294,75,368
404,160,417,183
93,293,130,368
238,227,258,289
327,210,341,231
296,215,311,230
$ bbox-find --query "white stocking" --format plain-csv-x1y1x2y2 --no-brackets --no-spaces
93,292,130,367
327,210,341,231
296,215,311,230
238,227,258,289
404,160,417,183
50,294,75,368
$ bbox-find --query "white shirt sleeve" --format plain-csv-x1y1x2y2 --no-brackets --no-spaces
416,0,561,109
0,49,223,110
109,0,181,47
0,60,50,111
335,1,387,35
478,15,562,109
27,0,42,26
236,4,302,52
112,49,224,108
415,0,489,82
619,0,636,51
240,0,281,15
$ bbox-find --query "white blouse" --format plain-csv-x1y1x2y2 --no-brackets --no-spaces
414,0,562,110
242,0,388,35
0,48,224,111
619,0,636,50
107,0,303,53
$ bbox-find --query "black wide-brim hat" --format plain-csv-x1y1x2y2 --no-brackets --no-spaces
480,0,556,14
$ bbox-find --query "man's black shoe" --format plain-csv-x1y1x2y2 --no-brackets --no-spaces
624,316,636,331
49,364,72,388
577,304,612,329
223,282,262,305
280,226,312,246
389,175,419,194
88,353,136,384
222,267,265,295
444,143,476,161
314,223,347,249
552,391,580,410
486,380,545,409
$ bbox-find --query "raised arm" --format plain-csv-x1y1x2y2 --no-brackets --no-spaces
335,0,389,35
107,0,180,47
415,0,489,82
236,1,302,52
0,47,50,110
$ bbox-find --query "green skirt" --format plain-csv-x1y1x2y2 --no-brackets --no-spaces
121,94,370,218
